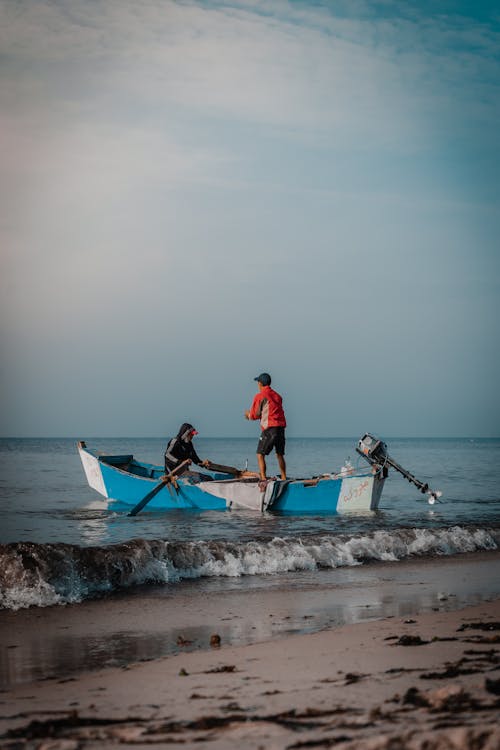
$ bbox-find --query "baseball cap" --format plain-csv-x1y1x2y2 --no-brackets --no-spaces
254,372,271,386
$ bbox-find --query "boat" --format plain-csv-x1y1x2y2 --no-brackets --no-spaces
78,434,438,515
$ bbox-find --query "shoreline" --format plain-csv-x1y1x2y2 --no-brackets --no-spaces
1,549,499,691
1,597,499,749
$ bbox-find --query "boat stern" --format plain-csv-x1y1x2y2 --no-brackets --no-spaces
336,472,385,513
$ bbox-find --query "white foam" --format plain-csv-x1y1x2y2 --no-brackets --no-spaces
0,581,62,611
1,526,497,610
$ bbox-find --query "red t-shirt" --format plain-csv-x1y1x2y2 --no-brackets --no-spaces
248,386,286,430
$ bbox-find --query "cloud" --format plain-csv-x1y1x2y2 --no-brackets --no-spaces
1,1,499,436
3,1,498,138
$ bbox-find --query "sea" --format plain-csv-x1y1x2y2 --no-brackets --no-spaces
1,436,499,687
1,436,499,612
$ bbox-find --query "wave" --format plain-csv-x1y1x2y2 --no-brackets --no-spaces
0,526,498,611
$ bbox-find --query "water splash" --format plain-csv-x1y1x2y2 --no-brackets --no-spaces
0,525,498,611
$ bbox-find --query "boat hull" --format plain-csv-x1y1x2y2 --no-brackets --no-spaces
78,443,384,514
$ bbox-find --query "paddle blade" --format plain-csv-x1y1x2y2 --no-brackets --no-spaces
127,480,167,517
127,459,191,516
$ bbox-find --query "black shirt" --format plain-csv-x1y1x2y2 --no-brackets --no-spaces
164,423,202,472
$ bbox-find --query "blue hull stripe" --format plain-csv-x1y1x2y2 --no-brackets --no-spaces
78,445,383,514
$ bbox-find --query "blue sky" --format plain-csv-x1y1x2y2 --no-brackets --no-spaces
0,0,499,438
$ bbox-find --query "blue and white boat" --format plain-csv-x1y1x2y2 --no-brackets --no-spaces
78,434,439,515
76,436,405,514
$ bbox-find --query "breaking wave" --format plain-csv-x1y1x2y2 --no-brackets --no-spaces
1,525,498,611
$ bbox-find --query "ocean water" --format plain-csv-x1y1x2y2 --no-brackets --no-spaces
0,437,499,612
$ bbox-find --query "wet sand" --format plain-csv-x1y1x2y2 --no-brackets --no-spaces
1,550,499,689
1,600,499,748
0,551,499,748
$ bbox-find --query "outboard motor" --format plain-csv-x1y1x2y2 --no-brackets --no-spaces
357,433,441,504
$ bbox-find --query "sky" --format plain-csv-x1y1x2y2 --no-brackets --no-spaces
0,0,499,438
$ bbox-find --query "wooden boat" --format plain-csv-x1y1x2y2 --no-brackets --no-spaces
77,440,387,514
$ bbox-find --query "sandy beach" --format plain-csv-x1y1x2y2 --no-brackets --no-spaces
1,551,499,749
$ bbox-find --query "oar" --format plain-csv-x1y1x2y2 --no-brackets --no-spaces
205,460,243,477
127,459,191,516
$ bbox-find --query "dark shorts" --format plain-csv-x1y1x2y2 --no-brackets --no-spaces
257,427,285,456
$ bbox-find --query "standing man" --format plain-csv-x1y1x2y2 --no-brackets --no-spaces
245,373,287,481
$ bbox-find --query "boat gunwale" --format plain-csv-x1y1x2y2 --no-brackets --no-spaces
81,444,379,488
99,459,377,487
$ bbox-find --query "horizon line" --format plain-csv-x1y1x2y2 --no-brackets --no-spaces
1,435,498,441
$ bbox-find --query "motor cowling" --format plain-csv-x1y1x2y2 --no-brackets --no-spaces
357,433,388,465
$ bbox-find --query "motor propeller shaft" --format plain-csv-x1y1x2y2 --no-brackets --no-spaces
356,433,441,503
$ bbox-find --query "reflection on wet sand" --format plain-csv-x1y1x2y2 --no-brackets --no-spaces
1,551,499,689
